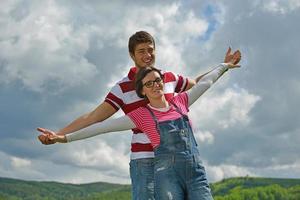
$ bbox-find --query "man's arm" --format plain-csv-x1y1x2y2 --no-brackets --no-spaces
184,71,211,91
38,102,117,144
57,102,117,135
184,47,241,91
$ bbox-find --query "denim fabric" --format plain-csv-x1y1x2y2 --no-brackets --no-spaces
154,154,212,200
129,158,155,200
152,110,213,200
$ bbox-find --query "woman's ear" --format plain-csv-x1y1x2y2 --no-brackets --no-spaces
142,90,146,97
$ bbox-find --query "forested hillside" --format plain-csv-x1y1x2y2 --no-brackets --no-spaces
0,177,130,200
212,177,300,200
1,176,299,200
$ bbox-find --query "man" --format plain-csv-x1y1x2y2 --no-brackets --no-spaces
38,31,241,200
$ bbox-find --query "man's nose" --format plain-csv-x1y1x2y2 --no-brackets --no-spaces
145,52,151,58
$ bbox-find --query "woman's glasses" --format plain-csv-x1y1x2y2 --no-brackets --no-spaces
143,77,163,88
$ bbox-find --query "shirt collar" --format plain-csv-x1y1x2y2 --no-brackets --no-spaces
128,66,138,80
148,103,171,112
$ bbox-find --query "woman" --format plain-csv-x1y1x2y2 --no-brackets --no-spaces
40,55,240,199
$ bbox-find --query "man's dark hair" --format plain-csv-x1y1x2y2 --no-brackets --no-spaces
128,31,155,54
135,67,163,98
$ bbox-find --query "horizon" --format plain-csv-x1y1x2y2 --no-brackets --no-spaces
2,175,300,185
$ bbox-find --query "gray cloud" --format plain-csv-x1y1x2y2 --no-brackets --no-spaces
184,0,300,181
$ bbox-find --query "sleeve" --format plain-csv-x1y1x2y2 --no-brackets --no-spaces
174,73,189,93
127,108,145,132
164,71,189,93
66,115,136,142
104,84,125,111
187,63,229,106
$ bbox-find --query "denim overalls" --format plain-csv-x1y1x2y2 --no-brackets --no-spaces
146,103,213,200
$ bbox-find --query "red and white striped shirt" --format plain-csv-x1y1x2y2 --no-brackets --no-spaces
127,92,189,149
105,67,189,160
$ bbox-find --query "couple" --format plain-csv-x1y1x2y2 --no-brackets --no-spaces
38,31,241,199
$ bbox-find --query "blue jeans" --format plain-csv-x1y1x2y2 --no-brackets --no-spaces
129,158,155,200
154,153,213,200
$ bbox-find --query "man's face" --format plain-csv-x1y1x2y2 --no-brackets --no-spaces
130,42,155,69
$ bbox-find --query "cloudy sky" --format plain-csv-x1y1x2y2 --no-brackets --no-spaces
0,0,299,184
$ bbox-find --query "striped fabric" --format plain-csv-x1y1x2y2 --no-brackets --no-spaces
104,67,188,160
127,92,189,149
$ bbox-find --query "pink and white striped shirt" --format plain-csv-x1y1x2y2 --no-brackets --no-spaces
127,92,189,149
104,67,189,159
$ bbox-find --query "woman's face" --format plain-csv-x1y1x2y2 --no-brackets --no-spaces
141,71,164,100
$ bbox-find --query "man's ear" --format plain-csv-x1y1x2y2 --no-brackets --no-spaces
129,52,135,60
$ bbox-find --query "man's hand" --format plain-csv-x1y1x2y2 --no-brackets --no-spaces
224,47,242,68
37,127,58,145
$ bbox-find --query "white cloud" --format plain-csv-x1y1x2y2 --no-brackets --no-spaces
0,151,46,181
261,0,300,14
58,168,130,184
11,156,31,168
206,160,300,183
0,1,209,94
0,0,18,16
120,2,209,72
206,163,254,182
0,150,130,184
267,162,300,171
58,100,99,123
0,0,98,93
54,139,130,178
194,130,214,144
189,86,261,130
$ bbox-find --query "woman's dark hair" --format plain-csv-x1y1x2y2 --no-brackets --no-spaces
128,31,155,54
135,67,163,98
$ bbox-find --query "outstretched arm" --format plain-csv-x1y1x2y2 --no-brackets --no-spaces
187,48,241,106
38,115,135,143
38,101,117,145
187,63,229,106
184,47,241,91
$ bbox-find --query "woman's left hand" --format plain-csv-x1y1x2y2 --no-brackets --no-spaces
224,47,242,68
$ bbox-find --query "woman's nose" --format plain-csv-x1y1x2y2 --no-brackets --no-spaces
153,81,161,88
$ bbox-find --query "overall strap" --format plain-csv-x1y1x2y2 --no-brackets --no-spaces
170,102,187,118
145,105,160,132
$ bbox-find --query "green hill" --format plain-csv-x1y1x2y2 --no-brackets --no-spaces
212,177,300,200
0,177,131,200
0,176,299,200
